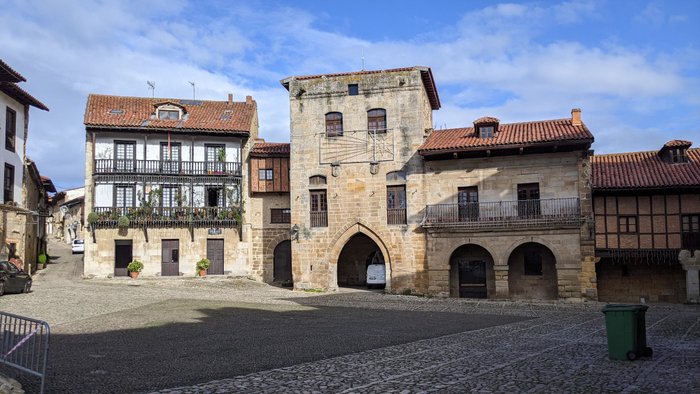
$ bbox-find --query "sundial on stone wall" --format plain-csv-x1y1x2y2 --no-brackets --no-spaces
319,129,395,165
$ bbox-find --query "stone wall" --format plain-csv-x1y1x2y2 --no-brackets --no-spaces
83,227,246,277
287,69,432,293
248,192,290,282
596,259,687,303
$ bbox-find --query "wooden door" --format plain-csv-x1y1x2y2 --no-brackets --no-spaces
161,239,179,276
458,187,479,221
273,240,292,282
458,260,487,299
517,183,541,218
206,239,224,275
114,240,132,277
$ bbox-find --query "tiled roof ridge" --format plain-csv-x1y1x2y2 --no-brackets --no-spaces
86,93,251,104
592,146,699,158
439,117,574,132
0,59,26,82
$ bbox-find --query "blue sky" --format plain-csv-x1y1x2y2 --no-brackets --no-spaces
1,0,699,190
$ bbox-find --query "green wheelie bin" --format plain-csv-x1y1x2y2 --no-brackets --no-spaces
601,304,653,361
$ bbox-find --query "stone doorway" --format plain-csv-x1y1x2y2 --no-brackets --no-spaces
273,240,292,283
449,244,495,298
337,233,385,288
508,242,558,300
114,240,132,277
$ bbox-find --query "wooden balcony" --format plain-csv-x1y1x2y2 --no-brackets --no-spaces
93,159,242,177
422,197,581,230
91,206,241,229
310,211,328,228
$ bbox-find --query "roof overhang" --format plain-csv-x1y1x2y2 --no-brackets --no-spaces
0,82,48,111
84,125,250,137
0,60,26,83
419,139,593,157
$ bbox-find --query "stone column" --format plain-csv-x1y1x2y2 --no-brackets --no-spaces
493,265,509,299
679,250,700,303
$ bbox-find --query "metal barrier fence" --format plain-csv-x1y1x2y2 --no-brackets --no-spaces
0,312,50,393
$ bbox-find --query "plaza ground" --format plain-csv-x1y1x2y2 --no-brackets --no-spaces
0,240,698,393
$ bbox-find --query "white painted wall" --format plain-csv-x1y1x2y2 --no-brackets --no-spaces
0,93,26,204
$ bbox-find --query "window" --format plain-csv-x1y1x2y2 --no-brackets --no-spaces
158,109,180,120
348,84,359,96
670,148,688,163
114,141,136,172
682,215,700,250
524,251,543,276
325,112,343,137
458,186,479,221
3,164,14,203
206,144,225,173
259,169,273,180
309,175,327,185
114,184,135,208
161,186,178,217
5,107,16,152
368,109,386,133
310,190,328,227
517,183,540,217
618,216,638,233
160,143,181,173
387,185,406,225
271,208,291,224
479,126,494,138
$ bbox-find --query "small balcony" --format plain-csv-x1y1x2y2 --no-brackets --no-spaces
91,206,241,229
422,197,581,230
310,211,328,228
94,159,242,177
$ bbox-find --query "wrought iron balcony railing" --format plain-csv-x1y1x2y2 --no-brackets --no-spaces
422,197,581,230
94,159,242,176
91,206,241,228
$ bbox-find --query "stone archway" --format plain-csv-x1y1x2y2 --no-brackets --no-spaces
327,222,392,290
337,233,385,288
507,242,558,300
449,244,496,299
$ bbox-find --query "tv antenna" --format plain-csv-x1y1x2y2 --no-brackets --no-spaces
361,49,365,71
146,81,156,98
188,81,196,100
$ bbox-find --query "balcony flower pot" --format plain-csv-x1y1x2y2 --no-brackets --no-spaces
127,260,143,279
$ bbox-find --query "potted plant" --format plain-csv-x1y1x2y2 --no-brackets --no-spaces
37,253,48,269
127,260,143,279
117,215,130,228
87,212,98,226
196,258,210,277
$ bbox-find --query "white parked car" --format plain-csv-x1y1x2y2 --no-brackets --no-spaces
366,264,386,289
71,239,84,254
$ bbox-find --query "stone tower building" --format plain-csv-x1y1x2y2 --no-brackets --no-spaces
282,67,440,293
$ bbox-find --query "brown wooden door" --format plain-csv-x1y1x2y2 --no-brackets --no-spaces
273,240,292,282
161,240,179,276
458,187,479,221
517,183,541,218
114,240,132,277
207,239,224,275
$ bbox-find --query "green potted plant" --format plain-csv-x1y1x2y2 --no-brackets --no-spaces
117,215,130,228
87,212,98,226
196,258,210,277
37,253,48,269
127,260,143,279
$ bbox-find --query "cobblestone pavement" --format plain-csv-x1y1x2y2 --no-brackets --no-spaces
1,240,699,393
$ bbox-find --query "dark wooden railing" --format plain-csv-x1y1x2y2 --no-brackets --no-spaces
310,211,328,228
423,197,581,229
92,206,241,228
387,208,406,225
94,159,242,176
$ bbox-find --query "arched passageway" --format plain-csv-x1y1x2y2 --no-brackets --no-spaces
273,240,292,283
337,233,385,288
508,242,558,300
449,244,495,298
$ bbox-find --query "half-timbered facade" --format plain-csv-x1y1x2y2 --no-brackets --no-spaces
83,94,258,277
592,140,700,303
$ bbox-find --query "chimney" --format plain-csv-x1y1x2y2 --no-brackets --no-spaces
246,95,253,105
227,93,233,105
571,108,581,126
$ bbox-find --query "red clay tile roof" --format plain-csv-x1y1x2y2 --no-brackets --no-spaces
419,118,593,155
0,82,49,111
474,117,500,124
0,59,26,83
592,147,700,190
250,142,290,157
663,139,692,148
84,94,256,134
281,66,441,110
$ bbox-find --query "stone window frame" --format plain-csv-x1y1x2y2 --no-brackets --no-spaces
348,84,359,96
325,112,343,137
3,163,14,203
309,175,327,186
367,108,387,133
